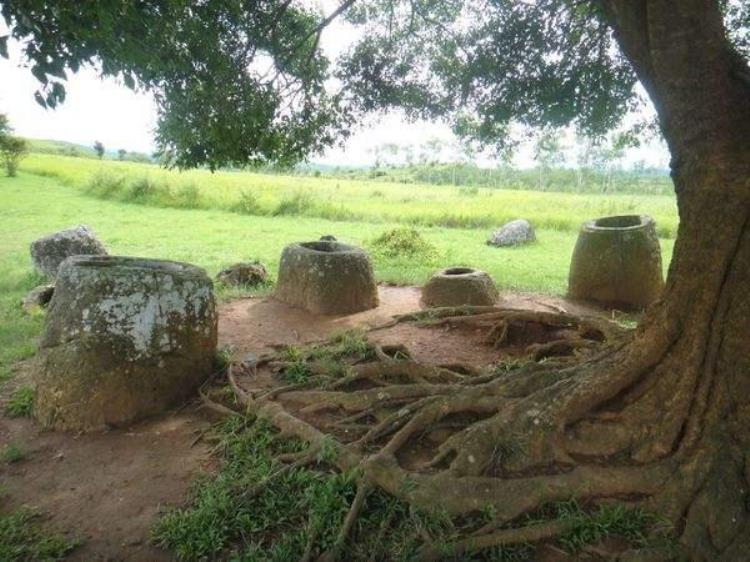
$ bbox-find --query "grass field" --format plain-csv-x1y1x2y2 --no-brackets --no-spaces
21,153,680,237
1,156,676,391
0,154,678,559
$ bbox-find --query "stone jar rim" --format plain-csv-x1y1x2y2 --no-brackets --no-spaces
294,240,364,255
583,214,655,232
439,267,478,277
60,255,208,278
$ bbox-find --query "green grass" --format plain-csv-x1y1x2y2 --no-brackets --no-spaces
0,509,79,561
152,415,670,561
0,155,679,560
5,386,35,417
1,443,26,464
551,500,671,553
0,165,674,394
152,416,529,561
19,153,680,237
1,169,675,295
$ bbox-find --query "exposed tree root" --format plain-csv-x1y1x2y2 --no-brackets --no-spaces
198,387,242,418
317,481,373,562
417,519,575,562
202,307,738,560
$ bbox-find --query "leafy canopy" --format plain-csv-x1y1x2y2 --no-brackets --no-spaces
2,1,748,169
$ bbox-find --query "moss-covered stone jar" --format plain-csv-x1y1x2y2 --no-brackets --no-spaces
568,215,664,309
275,241,378,315
422,267,498,307
35,256,217,431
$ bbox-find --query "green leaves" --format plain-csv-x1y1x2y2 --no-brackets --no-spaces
9,0,733,166
3,0,343,169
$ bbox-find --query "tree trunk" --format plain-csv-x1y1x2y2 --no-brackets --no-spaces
598,0,750,557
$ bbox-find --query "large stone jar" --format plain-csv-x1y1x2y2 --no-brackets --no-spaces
35,256,218,431
275,241,378,315
568,215,664,309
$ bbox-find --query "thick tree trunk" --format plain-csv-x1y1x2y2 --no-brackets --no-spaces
597,0,750,557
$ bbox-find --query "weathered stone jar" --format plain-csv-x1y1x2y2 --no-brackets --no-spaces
568,215,664,309
275,241,378,315
422,267,498,307
35,256,218,431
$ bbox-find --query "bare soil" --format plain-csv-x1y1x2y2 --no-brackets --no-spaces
0,286,610,561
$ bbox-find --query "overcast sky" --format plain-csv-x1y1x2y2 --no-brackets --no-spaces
0,12,670,169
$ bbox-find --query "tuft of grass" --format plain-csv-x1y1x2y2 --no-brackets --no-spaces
279,332,375,384
282,361,312,384
126,176,159,201
230,189,263,215
282,345,304,363
0,509,80,561
459,186,480,197
489,358,530,376
85,170,126,197
280,345,313,383
1,443,26,464
318,330,372,360
551,500,671,553
174,183,202,209
5,386,35,417
273,191,315,216
369,227,440,265
213,345,234,371
489,440,523,468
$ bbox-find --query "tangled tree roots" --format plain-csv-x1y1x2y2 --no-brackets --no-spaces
200,308,714,560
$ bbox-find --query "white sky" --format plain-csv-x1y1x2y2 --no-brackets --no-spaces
0,12,670,169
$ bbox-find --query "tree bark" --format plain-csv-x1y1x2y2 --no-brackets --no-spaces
596,1,750,557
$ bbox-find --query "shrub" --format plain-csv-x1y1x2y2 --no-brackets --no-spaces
86,171,126,197
0,136,29,177
273,191,314,216
231,189,263,215
369,227,438,260
175,183,202,208
126,176,158,201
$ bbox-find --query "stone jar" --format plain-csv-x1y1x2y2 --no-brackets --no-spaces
275,241,378,315
422,267,499,307
35,256,218,431
568,215,664,309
